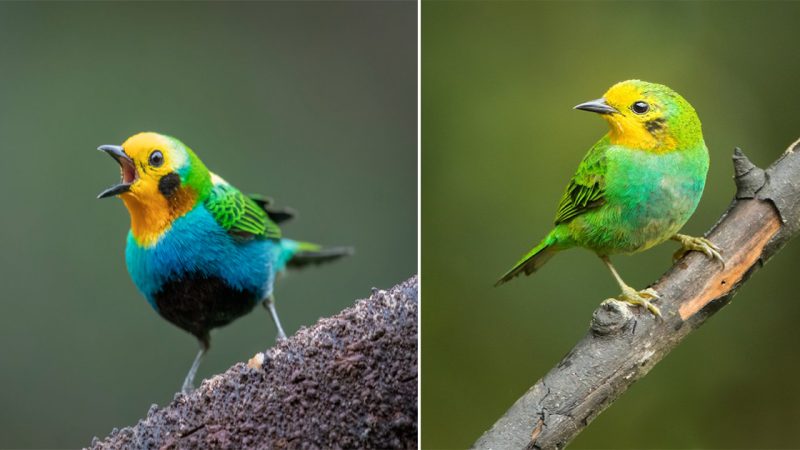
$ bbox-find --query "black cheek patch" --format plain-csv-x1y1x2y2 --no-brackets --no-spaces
158,172,181,198
645,117,666,134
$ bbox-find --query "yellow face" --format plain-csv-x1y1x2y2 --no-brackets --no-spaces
98,132,196,246
118,132,188,201
599,81,677,152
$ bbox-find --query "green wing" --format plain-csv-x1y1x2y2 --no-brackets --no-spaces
554,136,609,225
205,181,282,240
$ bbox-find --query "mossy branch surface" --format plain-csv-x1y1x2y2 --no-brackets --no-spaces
474,139,800,450
89,276,418,450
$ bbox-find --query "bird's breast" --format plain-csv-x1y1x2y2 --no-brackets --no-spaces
604,145,708,250
125,205,277,310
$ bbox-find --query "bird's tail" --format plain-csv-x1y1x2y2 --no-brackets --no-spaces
276,239,354,272
495,231,559,287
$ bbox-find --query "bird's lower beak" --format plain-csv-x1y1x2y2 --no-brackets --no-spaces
97,144,137,199
574,98,619,115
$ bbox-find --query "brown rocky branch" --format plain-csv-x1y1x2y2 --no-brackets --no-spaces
474,138,800,450
89,276,418,450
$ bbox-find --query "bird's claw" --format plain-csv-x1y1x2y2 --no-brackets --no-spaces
672,235,725,268
639,287,660,299
617,286,662,318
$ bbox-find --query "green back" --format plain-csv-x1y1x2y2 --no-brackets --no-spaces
205,182,282,240
162,135,283,240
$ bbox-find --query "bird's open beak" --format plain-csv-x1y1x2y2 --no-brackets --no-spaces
574,98,619,115
97,144,137,199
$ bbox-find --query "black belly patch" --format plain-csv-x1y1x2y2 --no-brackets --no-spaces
154,273,259,347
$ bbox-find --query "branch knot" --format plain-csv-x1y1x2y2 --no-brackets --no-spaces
591,300,633,336
732,147,766,199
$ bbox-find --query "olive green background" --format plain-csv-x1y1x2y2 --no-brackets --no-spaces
423,2,800,449
0,2,416,448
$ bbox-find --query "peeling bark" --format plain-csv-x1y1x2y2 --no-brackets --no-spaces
474,139,800,450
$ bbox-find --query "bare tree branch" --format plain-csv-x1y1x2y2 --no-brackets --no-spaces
474,139,800,450
88,276,418,450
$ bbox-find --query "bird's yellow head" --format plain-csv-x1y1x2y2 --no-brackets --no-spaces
574,80,703,152
97,132,212,246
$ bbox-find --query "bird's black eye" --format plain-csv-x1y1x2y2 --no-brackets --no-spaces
631,101,650,114
149,150,164,167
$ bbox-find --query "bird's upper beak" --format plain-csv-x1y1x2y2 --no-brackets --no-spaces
97,144,137,199
574,98,619,115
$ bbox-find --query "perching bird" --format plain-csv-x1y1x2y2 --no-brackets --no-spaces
496,80,722,317
97,132,351,392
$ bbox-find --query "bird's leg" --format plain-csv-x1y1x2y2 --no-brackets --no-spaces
600,255,662,318
181,343,207,394
670,233,724,267
264,295,288,341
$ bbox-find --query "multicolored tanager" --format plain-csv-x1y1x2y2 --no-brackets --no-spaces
97,132,351,392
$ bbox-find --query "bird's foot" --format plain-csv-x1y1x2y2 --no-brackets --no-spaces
617,285,662,318
672,234,724,267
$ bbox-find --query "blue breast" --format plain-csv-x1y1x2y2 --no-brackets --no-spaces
125,205,278,310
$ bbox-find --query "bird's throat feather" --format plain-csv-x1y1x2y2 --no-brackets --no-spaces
122,187,198,247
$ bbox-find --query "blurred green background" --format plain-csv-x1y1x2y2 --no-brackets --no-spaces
423,2,800,449
0,2,415,448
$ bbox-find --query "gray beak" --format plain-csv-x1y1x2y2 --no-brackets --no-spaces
97,145,136,199
574,98,618,115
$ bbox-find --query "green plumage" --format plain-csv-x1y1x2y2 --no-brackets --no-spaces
555,138,607,225
496,80,715,298
205,182,282,240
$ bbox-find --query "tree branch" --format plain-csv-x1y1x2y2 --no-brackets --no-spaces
89,276,418,450
474,138,800,450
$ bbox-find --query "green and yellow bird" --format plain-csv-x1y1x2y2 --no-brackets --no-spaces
496,80,723,317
